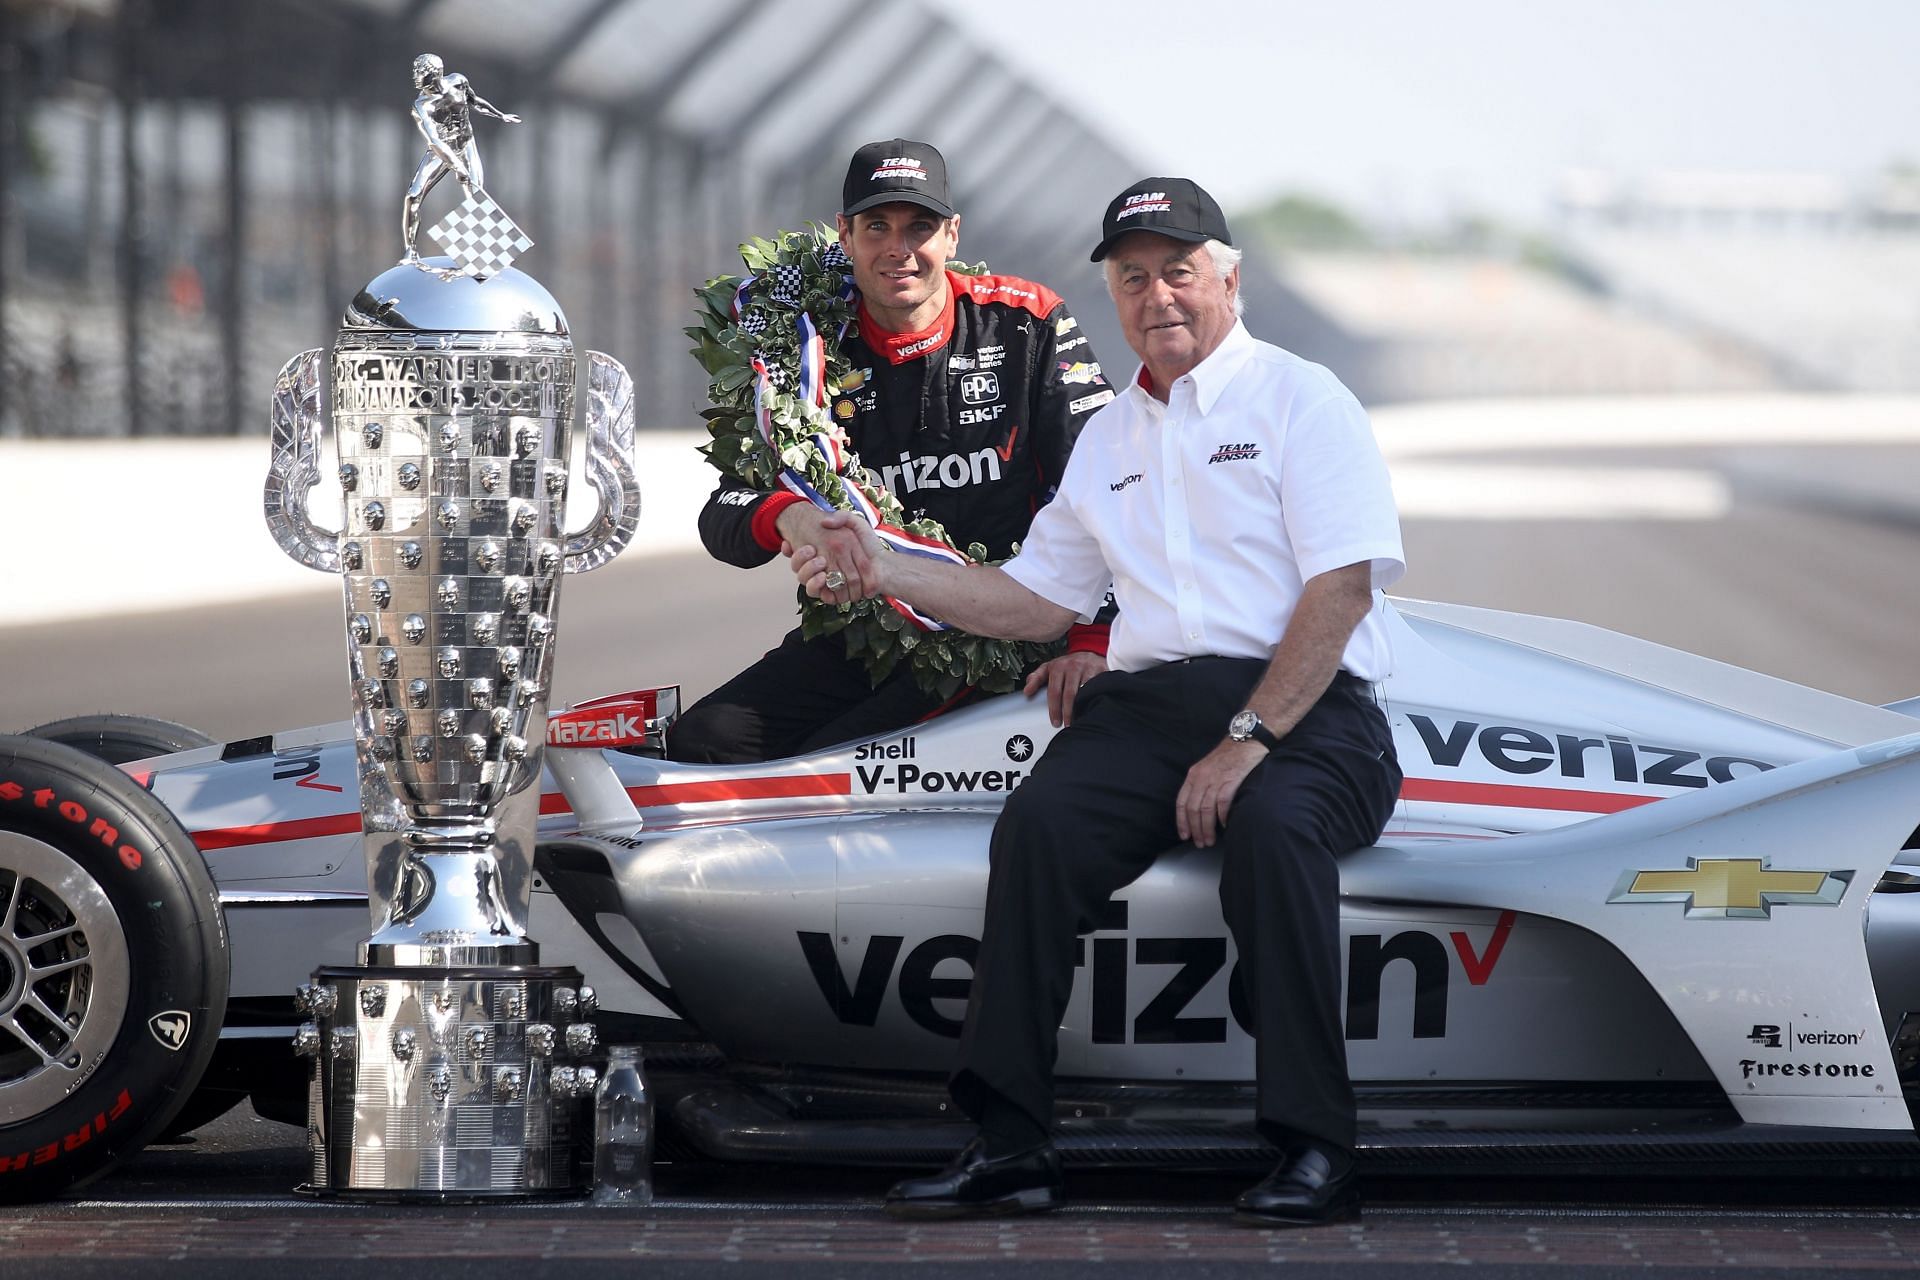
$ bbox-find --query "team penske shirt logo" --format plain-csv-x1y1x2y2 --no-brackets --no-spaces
1117,191,1172,220
871,157,928,182
1209,442,1261,464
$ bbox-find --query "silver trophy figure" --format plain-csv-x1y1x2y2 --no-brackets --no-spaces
263,56,638,1200
402,53,528,280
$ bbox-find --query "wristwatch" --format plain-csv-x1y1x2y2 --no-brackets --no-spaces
1227,708,1281,751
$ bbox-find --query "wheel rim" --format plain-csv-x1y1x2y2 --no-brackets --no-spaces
0,831,131,1120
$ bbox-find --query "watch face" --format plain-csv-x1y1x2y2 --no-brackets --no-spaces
1229,709,1257,741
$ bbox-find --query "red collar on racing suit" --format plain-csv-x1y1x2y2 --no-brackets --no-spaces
856,280,958,366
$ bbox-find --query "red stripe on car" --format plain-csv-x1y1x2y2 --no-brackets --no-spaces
1399,777,1659,814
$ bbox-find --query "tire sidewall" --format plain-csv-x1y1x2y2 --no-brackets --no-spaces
0,737,228,1203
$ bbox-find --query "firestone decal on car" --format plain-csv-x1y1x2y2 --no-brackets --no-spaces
0,778,146,871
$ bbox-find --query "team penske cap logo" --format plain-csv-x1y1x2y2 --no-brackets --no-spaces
1607,857,1852,919
843,138,956,218
1091,176,1233,262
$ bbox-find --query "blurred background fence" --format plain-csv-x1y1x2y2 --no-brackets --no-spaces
4,0,1919,439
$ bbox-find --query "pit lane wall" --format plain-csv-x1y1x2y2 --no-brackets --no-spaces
7,393,1920,631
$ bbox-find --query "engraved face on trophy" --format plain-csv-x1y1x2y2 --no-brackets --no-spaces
330,318,572,818
261,55,639,967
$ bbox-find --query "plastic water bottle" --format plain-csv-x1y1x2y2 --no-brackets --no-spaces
591,1045,653,1205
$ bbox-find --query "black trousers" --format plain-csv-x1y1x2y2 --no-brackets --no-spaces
950,658,1400,1151
666,626,962,764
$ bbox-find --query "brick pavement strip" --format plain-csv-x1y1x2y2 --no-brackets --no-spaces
6,1210,1920,1267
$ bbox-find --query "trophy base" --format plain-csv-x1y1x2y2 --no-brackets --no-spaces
299,964,599,1199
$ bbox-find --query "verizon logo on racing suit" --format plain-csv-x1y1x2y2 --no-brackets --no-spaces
1408,715,1775,788
877,447,1002,497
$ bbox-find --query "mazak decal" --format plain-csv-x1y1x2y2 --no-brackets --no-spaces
801,904,1514,1042
1607,858,1851,919
1406,715,1776,789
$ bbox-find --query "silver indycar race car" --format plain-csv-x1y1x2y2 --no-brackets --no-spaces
4,595,1919,1201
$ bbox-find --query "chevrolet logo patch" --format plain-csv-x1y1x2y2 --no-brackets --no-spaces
1608,858,1851,919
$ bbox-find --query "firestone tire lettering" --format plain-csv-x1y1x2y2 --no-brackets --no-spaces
0,737,228,1204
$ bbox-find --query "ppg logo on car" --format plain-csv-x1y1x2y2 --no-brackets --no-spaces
960,372,999,405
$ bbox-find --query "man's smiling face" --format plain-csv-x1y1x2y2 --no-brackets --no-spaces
837,203,960,332
1106,232,1239,383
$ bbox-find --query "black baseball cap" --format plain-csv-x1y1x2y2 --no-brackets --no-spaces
1089,177,1232,262
842,139,957,219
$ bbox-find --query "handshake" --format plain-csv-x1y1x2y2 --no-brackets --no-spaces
777,508,890,607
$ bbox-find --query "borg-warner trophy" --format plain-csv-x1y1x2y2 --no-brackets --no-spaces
262,56,638,1199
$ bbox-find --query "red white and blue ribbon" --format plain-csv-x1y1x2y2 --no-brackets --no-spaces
736,236,973,632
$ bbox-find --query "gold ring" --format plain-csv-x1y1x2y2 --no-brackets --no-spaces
824,570,847,590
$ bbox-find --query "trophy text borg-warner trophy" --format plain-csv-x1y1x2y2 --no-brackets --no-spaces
263,56,638,1199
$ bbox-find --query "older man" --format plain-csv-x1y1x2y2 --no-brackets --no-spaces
668,139,1114,764
789,178,1404,1226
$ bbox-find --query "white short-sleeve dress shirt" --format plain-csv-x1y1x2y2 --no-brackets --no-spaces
1001,322,1404,679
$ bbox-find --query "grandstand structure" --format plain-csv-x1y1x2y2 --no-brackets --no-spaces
0,0,1141,437
1554,169,1920,393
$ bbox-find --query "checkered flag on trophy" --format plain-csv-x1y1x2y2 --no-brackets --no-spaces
429,190,534,280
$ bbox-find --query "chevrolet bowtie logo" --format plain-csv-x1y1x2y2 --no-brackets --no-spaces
1608,857,1852,919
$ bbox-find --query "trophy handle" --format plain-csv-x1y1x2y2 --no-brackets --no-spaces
564,350,640,574
264,349,341,574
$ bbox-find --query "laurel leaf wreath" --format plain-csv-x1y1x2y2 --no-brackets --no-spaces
687,224,1060,698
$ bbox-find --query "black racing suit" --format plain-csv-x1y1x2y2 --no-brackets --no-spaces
669,270,1117,763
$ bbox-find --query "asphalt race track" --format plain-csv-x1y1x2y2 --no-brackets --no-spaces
2,435,1919,1275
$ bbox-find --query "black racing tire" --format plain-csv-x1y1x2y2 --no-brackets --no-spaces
23,714,217,767
0,735,229,1203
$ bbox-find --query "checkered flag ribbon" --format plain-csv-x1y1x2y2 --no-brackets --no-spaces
738,309,770,336
768,263,805,305
429,190,534,279
817,243,850,272
755,354,794,393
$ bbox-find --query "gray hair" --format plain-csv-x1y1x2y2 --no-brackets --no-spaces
1104,237,1245,317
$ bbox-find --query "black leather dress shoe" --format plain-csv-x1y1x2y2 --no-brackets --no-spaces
883,1136,1062,1219
1233,1141,1360,1227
